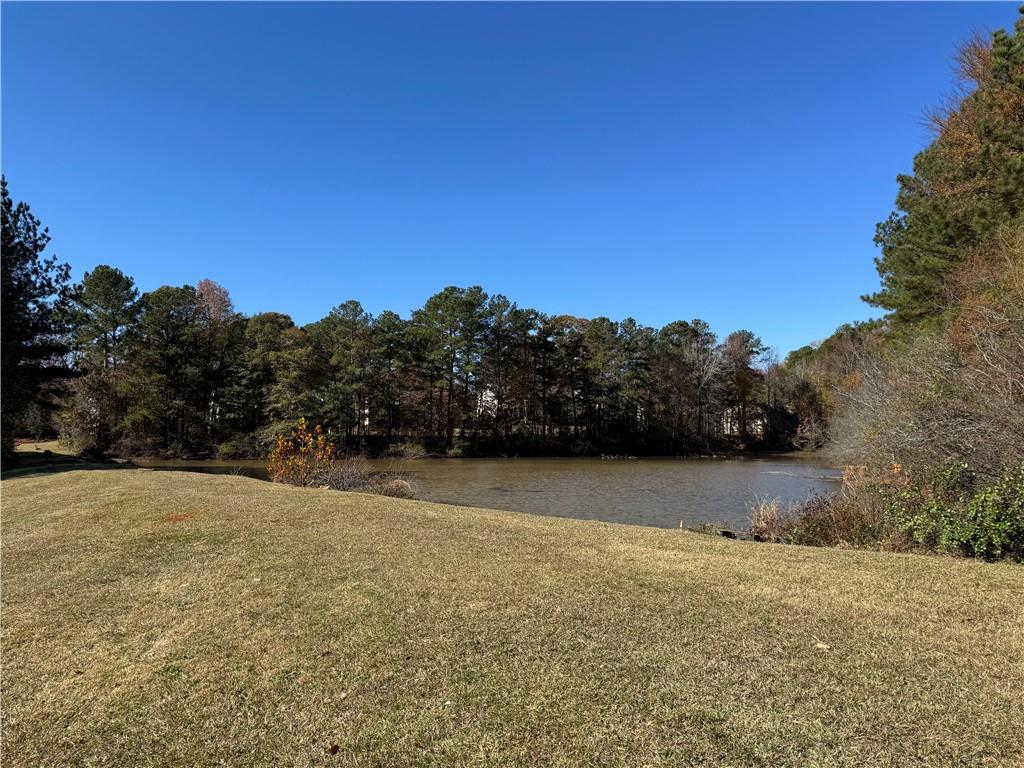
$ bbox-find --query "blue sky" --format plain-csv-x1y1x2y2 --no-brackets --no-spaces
2,2,1017,354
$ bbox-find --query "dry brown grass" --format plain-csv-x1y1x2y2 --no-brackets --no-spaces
747,495,786,541
2,469,1022,767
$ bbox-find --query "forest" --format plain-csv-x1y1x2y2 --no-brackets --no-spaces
2,11,1022,556
2,239,812,459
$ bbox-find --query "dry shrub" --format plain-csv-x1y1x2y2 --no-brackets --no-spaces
748,496,786,542
830,224,1024,481
753,461,1024,559
382,441,428,459
317,457,416,497
318,455,371,490
749,466,905,549
268,420,416,498
749,491,894,549
373,477,416,499
783,492,894,549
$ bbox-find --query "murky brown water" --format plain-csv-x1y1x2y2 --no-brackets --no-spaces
134,455,840,530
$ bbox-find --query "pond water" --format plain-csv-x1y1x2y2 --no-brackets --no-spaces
133,455,841,530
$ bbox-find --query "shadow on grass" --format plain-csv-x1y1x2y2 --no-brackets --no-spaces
1,457,141,480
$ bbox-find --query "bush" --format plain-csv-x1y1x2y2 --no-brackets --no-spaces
161,442,187,459
315,458,417,497
787,492,893,548
446,440,468,458
373,477,416,499
381,440,428,459
268,420,416,498
758,461,1024,561
884,461,1024,561
317,456,372,490
939,463,1024,561
267,419,337,486
110,434,161,458
749,490,893,548
748,496,786,542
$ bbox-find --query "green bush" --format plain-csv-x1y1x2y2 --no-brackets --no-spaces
446,439,468,458
895,497,943,550
938,464,1024,562
931,460,976,498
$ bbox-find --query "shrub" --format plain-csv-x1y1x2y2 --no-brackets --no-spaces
110,434,161,458
373,477,416,499
267,419,336,487
932,460,977,498
381,440,428,459
939,463,1024,561
750,490,894,548
268,420,417,498
883,461,1024,561
317,456,372,490
446,440,468,458
160,442,187,459
748,496,786,542
786,491,893,548
762,461,1024,561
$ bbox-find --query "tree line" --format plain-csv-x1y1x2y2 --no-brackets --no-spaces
1,209,823,460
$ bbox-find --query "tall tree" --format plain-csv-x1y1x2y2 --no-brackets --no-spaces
618,318,656,444
61,265,141,452
867,13,1024,326
70,265,140,371
195,279,244,443
368,310,410,439
231,312,317,445
308,300,375,442
656,320,711,446
1,177,71,458
411,286,489,447
123,286,204,452
721,330,766,446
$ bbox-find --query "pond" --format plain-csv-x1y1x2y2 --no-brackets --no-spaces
133,455,841,530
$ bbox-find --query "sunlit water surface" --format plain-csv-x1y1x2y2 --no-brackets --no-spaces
134,455,841,530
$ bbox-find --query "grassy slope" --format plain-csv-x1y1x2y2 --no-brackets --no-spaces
1,469,1022,767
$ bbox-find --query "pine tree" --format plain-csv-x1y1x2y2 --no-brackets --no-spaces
867,10,1024,326
1,177,71,458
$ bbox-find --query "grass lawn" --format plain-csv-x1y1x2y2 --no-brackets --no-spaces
1,468,1022,767
12,439,72,458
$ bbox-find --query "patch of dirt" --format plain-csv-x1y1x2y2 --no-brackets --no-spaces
161,511,199,523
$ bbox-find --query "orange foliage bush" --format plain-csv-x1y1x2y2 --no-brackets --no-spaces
267,418,336,487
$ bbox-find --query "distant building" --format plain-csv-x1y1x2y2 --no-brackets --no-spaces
720,407,764,440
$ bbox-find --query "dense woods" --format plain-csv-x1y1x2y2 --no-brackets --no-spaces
4,235,813,458
2,10,1021,558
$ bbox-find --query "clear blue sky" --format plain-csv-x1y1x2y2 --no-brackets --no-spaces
2,2,1017,354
